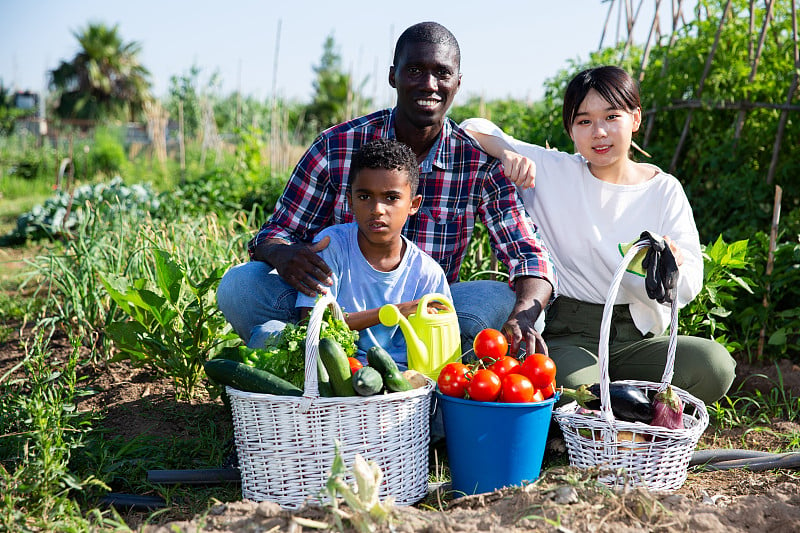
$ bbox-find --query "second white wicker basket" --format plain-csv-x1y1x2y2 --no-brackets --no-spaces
553,239,709,492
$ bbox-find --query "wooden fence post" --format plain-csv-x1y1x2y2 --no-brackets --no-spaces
757,185,783,360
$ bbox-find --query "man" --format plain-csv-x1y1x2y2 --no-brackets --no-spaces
217,21,557,356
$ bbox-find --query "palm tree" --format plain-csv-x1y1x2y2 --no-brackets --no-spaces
49,23,152,121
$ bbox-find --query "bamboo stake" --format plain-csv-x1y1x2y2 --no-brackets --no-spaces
757,185,782,360
178,100,185,184
623,0,646,58
767,0,798,185
599,0,616,49
733,0,775,141
639,0,663,81
645,0,686,147
670,0,732,174
270,19,282,172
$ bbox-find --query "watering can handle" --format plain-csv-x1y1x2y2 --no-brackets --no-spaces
416,293,456,316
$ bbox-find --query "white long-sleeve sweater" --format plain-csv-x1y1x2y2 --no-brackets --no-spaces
461,117,703,335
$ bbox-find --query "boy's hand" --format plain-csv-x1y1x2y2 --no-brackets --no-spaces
269,237,332,297
396,299,448,317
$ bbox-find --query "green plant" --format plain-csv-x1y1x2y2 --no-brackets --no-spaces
100,248,237,399
87,127,127,177
0,331,112,531
10,176,161,243
732,233,800,362
322,440,395,533
678,236,752,352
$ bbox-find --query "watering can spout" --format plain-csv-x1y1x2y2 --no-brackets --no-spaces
379,293,461,380
378,303,429,363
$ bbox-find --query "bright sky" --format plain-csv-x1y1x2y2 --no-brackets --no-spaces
0,0,695,108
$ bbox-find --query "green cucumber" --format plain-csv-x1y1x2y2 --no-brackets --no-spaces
204,358,302,396
366,345,413,393
318,337,355,397
352,366,384,396
317,356,334,397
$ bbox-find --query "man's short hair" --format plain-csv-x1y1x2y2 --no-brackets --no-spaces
349,138,420,196
393,21,460,69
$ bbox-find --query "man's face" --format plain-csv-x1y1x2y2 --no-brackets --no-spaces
389,41,461,130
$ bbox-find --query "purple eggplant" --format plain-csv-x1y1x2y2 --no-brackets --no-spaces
560,382,654,424
651,384,685,429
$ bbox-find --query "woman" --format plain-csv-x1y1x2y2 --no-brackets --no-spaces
461,66,735,405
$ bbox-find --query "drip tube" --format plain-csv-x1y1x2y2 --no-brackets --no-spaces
147,467,241,484
691,449,800,472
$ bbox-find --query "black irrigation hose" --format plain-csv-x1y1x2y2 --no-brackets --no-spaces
99,493,166,511
147,468,241,485
690,449,800,472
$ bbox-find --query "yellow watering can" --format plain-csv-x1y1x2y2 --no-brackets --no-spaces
379,293,461,380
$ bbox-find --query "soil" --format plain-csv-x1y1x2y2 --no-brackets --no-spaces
2,323,800,532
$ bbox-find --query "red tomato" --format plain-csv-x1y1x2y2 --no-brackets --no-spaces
437,362,471,398
531,388,545,402
500,373,534,403
473,328,509,362
466,369,502,402
540,380,557,400
348,357,363,375
488,355,521,381
520,353,557,389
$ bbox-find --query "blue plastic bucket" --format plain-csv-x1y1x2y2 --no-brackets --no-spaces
437,389,557,495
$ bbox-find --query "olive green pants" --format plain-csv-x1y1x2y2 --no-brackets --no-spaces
544,296,736,405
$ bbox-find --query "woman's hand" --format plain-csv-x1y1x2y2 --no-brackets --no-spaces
663,235,684,266
500,150,536,189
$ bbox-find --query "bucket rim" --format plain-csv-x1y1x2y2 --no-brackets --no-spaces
435,387,559,409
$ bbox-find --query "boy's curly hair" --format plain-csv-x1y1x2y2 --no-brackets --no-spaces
348,138,419,196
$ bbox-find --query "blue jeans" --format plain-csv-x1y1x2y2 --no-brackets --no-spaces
216,260,535,352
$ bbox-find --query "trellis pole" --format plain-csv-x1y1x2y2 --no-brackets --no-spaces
757,185,782,360
644,0,687,147
623,0,646,57
599,0,616,49
669,0,733,174
733,0,775,141
638,0,663,81
767,0,798,185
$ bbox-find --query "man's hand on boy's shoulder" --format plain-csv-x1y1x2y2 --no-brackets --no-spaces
255,237,333,297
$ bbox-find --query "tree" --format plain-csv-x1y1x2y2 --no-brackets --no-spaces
49,23,152,122
166,64,222,139
304,34,371,133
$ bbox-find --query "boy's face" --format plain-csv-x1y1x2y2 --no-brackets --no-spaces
347,167,421,249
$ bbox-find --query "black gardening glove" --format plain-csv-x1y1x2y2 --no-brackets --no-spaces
638,230,679,304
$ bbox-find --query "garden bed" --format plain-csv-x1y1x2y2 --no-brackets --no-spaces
2,323,799,532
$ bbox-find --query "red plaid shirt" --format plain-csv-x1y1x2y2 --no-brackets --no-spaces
249,108,557,290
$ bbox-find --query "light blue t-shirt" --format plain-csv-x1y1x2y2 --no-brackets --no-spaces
295,222,451,364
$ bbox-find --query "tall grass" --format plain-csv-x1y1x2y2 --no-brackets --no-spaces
0,330,125,531
21,202,252,360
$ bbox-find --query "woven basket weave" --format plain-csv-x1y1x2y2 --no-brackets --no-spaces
553,240,709,492
227,292,433,509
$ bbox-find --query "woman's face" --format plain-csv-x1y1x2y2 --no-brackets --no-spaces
569,88,641,174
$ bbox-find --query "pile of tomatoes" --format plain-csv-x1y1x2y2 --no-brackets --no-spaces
437,328,557,403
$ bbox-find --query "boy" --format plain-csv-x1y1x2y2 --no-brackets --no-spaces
295,138,451,365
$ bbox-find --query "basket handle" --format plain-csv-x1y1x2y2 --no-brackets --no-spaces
597,240,680,424
302,292,346,408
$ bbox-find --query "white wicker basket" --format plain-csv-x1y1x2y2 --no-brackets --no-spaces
227,292,433,509
553,240,709,492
